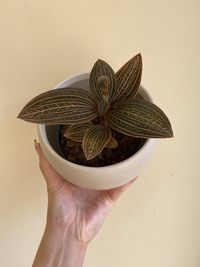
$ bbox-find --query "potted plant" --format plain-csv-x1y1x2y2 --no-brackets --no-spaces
18,53,173,190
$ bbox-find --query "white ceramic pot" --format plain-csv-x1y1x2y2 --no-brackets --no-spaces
38,73,157,190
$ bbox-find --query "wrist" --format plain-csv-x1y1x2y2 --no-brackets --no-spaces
33,221,87,267
46,200,89,250
46,219,88,249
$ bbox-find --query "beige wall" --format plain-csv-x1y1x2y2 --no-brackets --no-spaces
1,1,200,266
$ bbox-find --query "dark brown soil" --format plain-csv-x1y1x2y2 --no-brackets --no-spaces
59,125,146,167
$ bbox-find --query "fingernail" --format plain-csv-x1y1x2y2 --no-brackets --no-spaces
34,139,37,150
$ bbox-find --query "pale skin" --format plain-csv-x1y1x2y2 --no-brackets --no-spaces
33,140,137,267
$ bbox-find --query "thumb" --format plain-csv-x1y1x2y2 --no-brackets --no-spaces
106,177,138,203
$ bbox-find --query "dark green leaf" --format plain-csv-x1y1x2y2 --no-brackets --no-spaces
18,88,98,125
113,53,142,102
83,125,111,160
89,59,116,103
107,100,173,138
64,123,92,142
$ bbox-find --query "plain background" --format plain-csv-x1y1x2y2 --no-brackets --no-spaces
0,1,200,266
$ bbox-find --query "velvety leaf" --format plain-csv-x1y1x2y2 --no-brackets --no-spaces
113,53,142,102
83,125,111,160
18,88,98,125
89,59,116,104
64,123,92,142
106,100,173,138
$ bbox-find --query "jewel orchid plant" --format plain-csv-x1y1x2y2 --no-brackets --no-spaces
18,54,173,160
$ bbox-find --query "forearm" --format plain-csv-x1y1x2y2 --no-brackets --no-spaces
32,222,87,267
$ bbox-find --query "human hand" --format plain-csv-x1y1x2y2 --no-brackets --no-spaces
34,140,137,249
33,139,137,266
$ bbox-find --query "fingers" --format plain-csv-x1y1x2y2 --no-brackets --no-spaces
34,139,51,176
107,177,138,203
34,139,45,160
34,139,65,189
